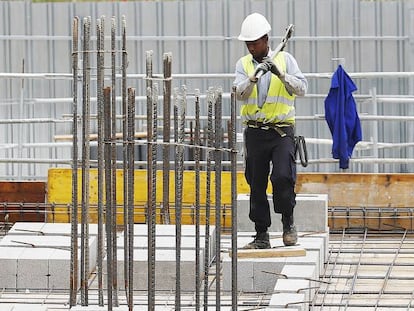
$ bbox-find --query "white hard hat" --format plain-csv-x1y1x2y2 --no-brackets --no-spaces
238,13,271,41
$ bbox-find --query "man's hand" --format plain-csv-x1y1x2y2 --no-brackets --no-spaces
253,62,272,79
263,57,285,79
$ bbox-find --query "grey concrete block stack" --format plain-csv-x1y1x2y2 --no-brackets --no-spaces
0,222,98,290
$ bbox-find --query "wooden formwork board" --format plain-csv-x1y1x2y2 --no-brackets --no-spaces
296,173,414,230
0,181,46,222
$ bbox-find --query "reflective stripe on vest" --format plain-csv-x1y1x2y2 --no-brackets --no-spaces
240,52,296,125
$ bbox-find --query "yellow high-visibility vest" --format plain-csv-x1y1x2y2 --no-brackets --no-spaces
241,51,296,125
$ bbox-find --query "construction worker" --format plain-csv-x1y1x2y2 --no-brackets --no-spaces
234,13,308,248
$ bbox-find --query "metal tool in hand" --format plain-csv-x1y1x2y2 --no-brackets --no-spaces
255,24,295,79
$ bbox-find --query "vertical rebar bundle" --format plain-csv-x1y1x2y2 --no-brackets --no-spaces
71,15,239,309
71,15,133,310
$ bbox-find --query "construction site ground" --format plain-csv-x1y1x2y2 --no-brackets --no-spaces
1,226,414,310
1,173,414,309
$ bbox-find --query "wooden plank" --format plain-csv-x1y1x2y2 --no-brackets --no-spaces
296,173,414,208
231,247,306,259
0,181,45,202
0,182,46,223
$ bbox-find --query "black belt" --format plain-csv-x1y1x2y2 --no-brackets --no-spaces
246,120,293,128
246,120,293,137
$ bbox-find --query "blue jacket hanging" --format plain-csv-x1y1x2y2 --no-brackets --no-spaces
324,65,362,169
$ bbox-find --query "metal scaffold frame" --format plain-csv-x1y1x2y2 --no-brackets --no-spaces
0,71,414,178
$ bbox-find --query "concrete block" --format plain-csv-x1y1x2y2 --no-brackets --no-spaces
7,222,99,237
116,234,214,262
41,223,99,236
222,259,254,292
0,235,97,270
237,193,328,232
0,234,71,248
252,260,286,292
222,247,319,292
267,292,306,311
70,307,128,311
104,248,204,291
0,247,24,289
17,248,54,290
0,305,48,311
133,224,215,237
284,236,325,270
2,235,97,290
7,222,45,235
48,248,81,290
274,278,311,301
132,224,216,261
299,232,329,263
0,304,13,311
280,264,319,300
281,265,317,281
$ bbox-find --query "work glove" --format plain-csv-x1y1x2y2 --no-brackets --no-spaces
263,57,285,78
253,62,272,80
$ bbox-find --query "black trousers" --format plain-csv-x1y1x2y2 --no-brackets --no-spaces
244,126,297,233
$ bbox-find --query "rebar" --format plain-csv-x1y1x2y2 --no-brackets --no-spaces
121,14,129,307
194,89,201,309
104,86,113,311
110,17,119,307
146,50,156,311
214,87,223,310
374,230,407,310
127,87,135,311
70,15,79,308
80,16,91,306
96,15,105,307
203,88,214,311
67,15,243,308
162,52,172,224
342,228,368,310
174,85,186,309
230,85,238,310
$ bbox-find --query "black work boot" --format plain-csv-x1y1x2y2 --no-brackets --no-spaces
242,232,271,249
282,215,297,246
